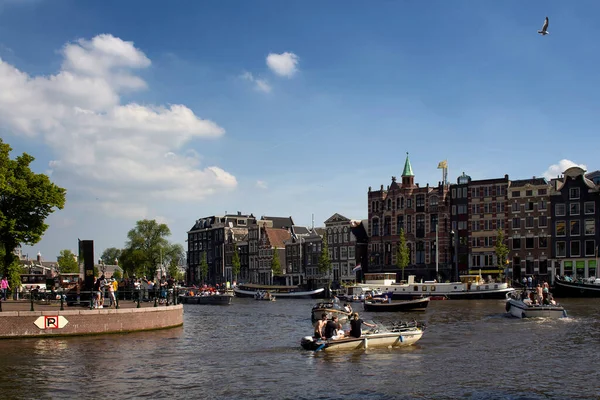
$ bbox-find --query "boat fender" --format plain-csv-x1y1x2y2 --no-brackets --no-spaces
505,302,511,312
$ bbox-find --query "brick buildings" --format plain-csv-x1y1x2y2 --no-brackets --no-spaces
367,155,451,281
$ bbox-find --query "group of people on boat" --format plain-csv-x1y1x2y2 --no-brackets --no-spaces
519,281,557,306
254,290,274,300
313,312,377,340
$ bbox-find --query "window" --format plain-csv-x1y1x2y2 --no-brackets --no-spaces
538,216,547,228
497,219,505,229
416,195,425,208
472,188,478,197
570,203,580,216
406,215,412,233
452,188,456,198
484,254,494,266
526,237,534,249
555,204,565,216
512,218,520,229
570,241,581,257
430,214,438,232
397,215,404,234
539,236,548,248
458,205,467,214
452,205,456,215
585,240,596,256
556,221,566,236
472,255,481,267
538,189,547,195
407,198,412,208
341,247,348,260
556,241,566,257
348,246,355,259
463,188,467,198
526,202,534,211
585,219,595,235
416,242,425,264
512,238,521,249
584,202,595,215
526,190,533,196
372,218,380,236
525,217,534,228
497,202,505,213
512,202,519,212
569,187,580,200
570,220,580,236
539,200,547,210
512,191,521,198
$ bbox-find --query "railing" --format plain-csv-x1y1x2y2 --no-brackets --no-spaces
0,287,181,312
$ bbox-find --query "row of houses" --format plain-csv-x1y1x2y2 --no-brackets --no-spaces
187,155,600,287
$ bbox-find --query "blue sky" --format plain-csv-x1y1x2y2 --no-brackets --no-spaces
1,0,598,262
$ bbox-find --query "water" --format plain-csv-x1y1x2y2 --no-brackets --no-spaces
1,298,600,400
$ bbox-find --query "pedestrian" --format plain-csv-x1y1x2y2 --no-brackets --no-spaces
1,275,10,301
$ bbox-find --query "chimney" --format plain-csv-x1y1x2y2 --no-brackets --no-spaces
237,211,241,216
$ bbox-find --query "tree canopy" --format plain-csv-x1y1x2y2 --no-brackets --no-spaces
100,247,121,266
0,138,66,286
232,246,241,281
495,229,509,270
318,235,332,275
199,252,208,282
57,249,79,273
271,247,282,275
396,228,410,281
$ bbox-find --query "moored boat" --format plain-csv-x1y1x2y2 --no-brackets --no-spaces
254,290,276,301
553,276,600,298
505,291,566,319
300,321,424,352
356,273,515,300
363,297,430,312
179,293,233,305
234,283,325,299
311,301,352,321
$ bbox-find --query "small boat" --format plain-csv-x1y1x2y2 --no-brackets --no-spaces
234,283,325,299
363,297,430,312
337,286,391,302
311,301,352,321
300,321,424,352
553,276,600,298
254,290,276,301
505,292,567,319
179,293,233,305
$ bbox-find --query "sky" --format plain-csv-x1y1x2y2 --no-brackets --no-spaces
1,0,598,262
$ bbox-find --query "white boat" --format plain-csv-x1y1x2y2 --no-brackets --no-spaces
234,283,325,299
505,292,567,319
356,273,515,300
311,301,352,321
300,321,424,352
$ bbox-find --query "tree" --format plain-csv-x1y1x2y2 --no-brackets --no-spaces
118,247,146,278
163,243,185,276
495,229,509,271
0,138,66,288
199,252,208,283
100,247,122,266
112,269,122,280
232,246,241,282
318,235,332,275
123,219,173,278
271,247,282,275
57,249,79,273
396,228,410,281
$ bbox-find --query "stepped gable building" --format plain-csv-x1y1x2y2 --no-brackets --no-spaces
551,166,600,279
323,213,362,285
248,216,294,284
466,175,509,277
187,212,256,285
367,154,451,281
507,177,552,283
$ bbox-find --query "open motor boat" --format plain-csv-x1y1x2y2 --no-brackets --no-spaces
505,291,567,319
311,301,352,321
300,320,424,352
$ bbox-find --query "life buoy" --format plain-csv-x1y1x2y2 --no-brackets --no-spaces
505,302,511,312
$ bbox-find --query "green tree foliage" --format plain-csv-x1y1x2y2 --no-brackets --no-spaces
199,252,208,282
232,246,241,281
495,229,509,270
318,235,332,275
100,247,122,266
396,229,410,281
112,269,122,281
271,247,282,275
0,139,66,288
118,247,146,278
57,249,79,273
122,219,175,278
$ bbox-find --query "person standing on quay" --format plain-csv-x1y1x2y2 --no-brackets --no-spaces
1,275,10,301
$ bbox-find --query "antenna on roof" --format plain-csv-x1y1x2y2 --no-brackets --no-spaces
312,213,314,230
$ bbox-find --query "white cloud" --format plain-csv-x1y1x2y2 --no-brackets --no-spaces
542,159,587,180
0,34,237,215
240,71,271,93
266,52,299,77
256,180,268,189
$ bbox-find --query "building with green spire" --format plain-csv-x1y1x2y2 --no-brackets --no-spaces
402,152,415,187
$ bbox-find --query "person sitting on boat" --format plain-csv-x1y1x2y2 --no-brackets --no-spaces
349,312,376,338
324,316,343,340
314,313,327,339
343,303,353,314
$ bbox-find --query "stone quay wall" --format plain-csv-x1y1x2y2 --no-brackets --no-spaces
0,304,183,339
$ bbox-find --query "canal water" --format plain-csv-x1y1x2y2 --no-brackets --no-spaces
1,297,599,400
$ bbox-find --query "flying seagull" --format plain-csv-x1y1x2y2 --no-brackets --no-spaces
538,17,549,35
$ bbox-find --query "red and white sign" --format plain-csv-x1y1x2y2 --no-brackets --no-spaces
34,316,69,330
